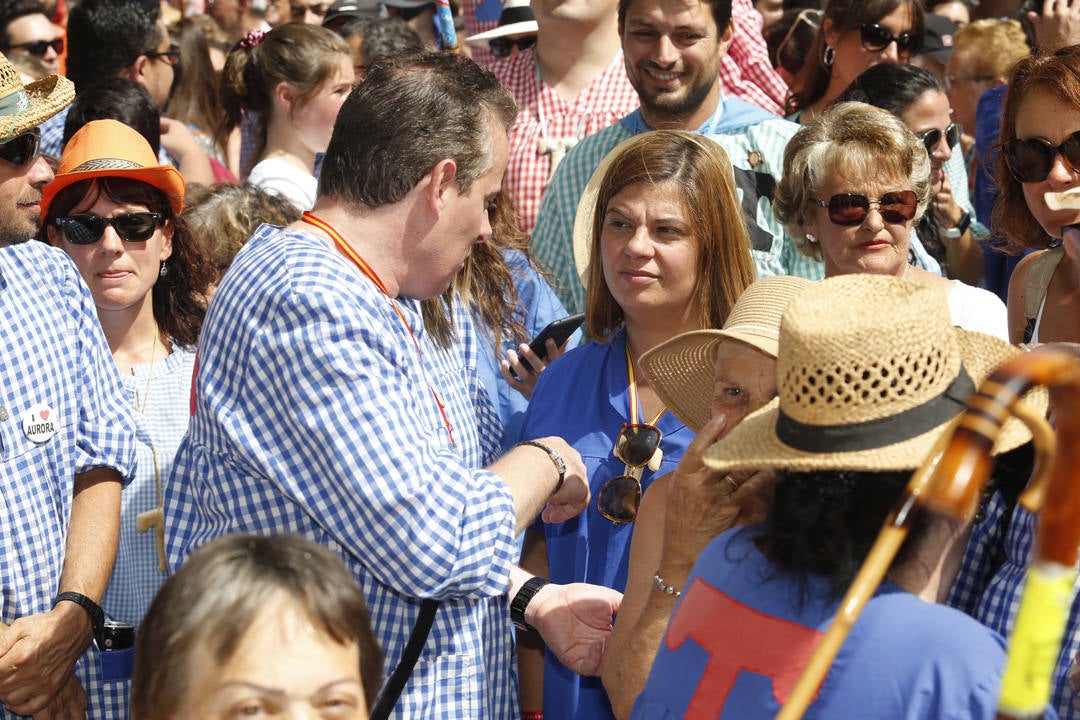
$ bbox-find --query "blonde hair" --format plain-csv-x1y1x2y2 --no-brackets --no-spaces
774,102,933,261
952,19,1030,80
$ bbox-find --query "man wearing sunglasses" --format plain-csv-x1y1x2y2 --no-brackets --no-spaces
0,53,137,720
532,0,820,314
35,0,216,186
164,52,621,718
0,0,63,75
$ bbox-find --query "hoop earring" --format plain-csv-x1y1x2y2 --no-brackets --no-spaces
823,45,835,67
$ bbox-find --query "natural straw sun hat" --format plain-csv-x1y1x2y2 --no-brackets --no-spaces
640,275,813,433
0,50,73,140
41,119,186,217
702,274,1045,473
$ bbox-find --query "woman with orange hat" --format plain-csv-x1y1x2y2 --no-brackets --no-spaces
40,119,214,682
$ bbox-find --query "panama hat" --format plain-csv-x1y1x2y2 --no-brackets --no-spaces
572,131,729,289
466,0,538,43
41,119,186,217
0,50,73,140
702,274,1045,473
640,276,814,433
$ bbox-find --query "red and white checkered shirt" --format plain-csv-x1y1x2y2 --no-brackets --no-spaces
490,49,640,236
722,0,789,115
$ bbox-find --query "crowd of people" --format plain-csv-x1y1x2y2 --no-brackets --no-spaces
0,0,1079,716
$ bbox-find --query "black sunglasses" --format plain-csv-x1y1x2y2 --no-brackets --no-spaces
54,213,162,245
489,35,536,58
597,423,662,523
811,191,919,227
859,22,920,57
1003,130,1080,184
8,38,63,57
918,123,963,155
145,44,181,66
0,129,41,166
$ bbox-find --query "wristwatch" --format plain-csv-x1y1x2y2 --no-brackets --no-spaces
510,576,550,632
941,211,971,239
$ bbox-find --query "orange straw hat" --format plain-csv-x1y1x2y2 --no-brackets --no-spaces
41,119,185,217
640,276,813,433
0,50,73,140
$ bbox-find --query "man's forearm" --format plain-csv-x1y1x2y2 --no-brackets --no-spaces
59,467,122,601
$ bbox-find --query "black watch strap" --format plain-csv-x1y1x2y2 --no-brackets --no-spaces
510,576,550,632
53,591,105,646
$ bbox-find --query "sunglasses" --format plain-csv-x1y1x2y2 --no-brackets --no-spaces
290,2,328,17
8,38,63,57
918,123,962,155
489,35,536,58
597,423,662,523
1003,130,1080,184
53,213,162,245
0,129,41,166
145,44,181,66
811,191,919,227
859,22,920,57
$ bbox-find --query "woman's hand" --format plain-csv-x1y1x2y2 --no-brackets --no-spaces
500,338,567,400
932,172,965,229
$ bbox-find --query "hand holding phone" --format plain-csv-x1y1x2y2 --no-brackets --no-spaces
517,313,585,375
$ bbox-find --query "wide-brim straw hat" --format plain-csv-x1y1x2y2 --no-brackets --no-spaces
466,0,538,42
703,274,1046,473
572,131,727,289
641,276,814,433
42,119,185,216
0,51,73,141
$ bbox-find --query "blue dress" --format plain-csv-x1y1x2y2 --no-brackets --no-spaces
520,329,692,719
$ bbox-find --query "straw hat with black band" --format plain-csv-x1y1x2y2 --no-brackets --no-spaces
41,119,186,217
0,50,73,140
640,275,813,434
702,273,1045,473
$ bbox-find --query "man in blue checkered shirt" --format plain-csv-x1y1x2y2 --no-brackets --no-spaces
164,51,621,719
0,54,138,719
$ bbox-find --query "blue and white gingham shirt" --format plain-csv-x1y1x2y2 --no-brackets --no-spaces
164,224,519,719
0,241,137,720
530,98,826,313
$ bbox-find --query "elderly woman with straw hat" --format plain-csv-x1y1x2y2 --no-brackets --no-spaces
516,129,755,719
628,273,1046,719
40,119,214,695
600,275,811,718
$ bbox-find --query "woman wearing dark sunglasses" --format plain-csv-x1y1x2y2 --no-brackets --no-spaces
39,120,215,691
516,130,755,720
998,46,1080,348
775,102,1009,340
784,0,924,122
836,62,985,285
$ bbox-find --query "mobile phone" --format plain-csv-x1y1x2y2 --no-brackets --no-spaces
516,313,585,375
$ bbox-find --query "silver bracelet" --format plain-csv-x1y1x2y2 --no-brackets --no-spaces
653,572,681,598
517,440,566,494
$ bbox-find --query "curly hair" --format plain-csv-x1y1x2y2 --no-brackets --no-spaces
774,101,933,261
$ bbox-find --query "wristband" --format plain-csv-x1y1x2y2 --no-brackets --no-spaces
53,591,105,646
941,210,971,239
523,713,544,720
510,576,551,632
517,440,566,495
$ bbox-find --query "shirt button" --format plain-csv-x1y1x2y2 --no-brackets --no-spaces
0,406,7,421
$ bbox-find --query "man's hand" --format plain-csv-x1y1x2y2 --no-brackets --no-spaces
536,437,590,524
1030,0,1080,51
526,582,622,676
0,604,93,717
31,673,88,720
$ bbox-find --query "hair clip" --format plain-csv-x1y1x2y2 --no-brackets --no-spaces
240,29,266,50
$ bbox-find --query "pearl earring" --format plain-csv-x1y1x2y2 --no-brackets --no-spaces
806,233,817,243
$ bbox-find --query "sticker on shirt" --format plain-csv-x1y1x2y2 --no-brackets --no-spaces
22,405,58,444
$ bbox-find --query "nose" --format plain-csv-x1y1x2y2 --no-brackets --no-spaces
27,154,54,187
653,34,678,65
931,134,953,163
99,225,126,253
624,225,654,256
862,205,886,231
879,40,900,63
304,7,322,22
1046,151,1079,189
477,205,493,244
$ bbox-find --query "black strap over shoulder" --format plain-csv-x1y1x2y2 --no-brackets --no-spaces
369,599,439,720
